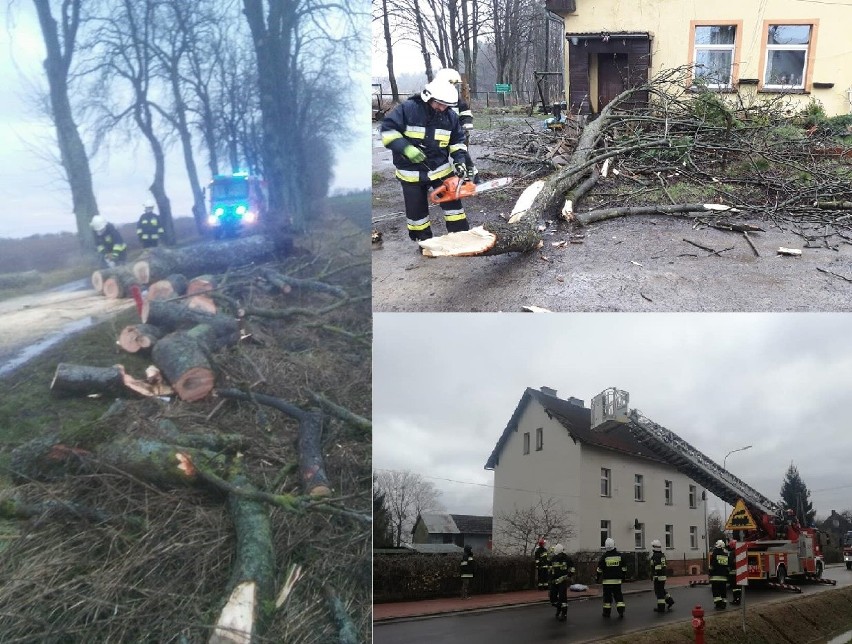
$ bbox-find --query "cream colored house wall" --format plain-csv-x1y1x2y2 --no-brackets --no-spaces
561,0,852,115
491,398,707,561
491,402,583,552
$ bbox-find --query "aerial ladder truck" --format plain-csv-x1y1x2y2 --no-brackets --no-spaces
591,388,833,589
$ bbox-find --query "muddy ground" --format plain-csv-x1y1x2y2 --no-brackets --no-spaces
372,117,852,312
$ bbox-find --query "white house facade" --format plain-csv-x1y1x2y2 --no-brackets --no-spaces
486,387,708,573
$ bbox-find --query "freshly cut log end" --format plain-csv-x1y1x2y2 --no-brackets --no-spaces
187,294,218,314
173,367,216,402
419,227,497,257
187,274,216,296
210,581,256,644
102,270,140,300
118,324,164,353
152,331,216,402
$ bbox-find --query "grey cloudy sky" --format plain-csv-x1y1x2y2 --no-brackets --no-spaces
373,313,852,521
1,8,370,239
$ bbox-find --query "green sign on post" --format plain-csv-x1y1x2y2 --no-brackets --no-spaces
495,83,512,93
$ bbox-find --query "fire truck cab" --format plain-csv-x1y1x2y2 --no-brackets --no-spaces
843,530,852,570
207,173,267,238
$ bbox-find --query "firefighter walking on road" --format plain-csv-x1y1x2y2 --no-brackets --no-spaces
651,539,675,613
136,202,164,248
709,539,730,610
380,78,470,242
550,543,575,622
596,538,627,618
534,538,550,591
728,541,742,605
459,544,475,599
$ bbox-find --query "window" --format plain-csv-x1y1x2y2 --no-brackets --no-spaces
665,480,673,506
693,25,736,88
690,526,699,549
600,520,611,547
634,522,645,549
634,474,644,502
764,24,811,89
601,468,611,497
665,524,674,549
535,427,543,451
689,485,698,509
523,432,530,455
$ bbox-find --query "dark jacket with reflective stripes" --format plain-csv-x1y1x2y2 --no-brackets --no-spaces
550,552,575,585
709,547,730,581
94,223,127,257
651,550,667,581
460,551,474,578
596,551,627,584
136,212,164,241
454,99,473,129
534,545,549,571
380,94,468,182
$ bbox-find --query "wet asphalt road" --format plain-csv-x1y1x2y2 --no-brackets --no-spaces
374,566,852,644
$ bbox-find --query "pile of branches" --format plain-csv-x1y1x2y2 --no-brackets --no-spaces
0,215,371,643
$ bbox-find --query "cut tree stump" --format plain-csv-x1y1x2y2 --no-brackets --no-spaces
133,235,276,284
118,324,165,354
102,268,141,300
146,274,188,301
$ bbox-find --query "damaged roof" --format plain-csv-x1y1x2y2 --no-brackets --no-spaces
484,387,663,470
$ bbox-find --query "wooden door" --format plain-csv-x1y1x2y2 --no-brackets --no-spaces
597,53,629,111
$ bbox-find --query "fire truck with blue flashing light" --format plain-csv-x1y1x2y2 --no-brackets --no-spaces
590,387,834,590
207,173,267,239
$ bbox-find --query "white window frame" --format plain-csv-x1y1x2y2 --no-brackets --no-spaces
690,526,699,549
693,24,736,89
523,432,530,455
689,485,698,509
763,24,811,90
601,468,611,497
535,427,543,451
634,474,644,502
665,480,673,506
634,522,645,550
665,524,674,549
601,520,611,547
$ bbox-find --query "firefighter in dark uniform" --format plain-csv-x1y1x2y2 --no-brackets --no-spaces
650,539,675,613
136,202,164,248
596,538,627,618
459,544,474,599
728,540,742,605
550,543,575,622
709,539,730,610
433,68,480,183
90,215,127,268
534,538,550,591
380,78,470,242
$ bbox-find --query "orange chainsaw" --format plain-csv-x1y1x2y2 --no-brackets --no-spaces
428,175,513,204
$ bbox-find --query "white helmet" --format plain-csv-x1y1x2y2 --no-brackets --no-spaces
553,543,564,555
143,201,155,210
715,539,726,549
605,538,615,551
90,215,107,233
421,79,458,107
651,539,662,551
434,68,462,85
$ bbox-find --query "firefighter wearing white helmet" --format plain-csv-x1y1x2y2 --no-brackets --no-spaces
90,215,127,268
549,543,575,622
709,539,730,610
650,539,675,613
136,201,165,248
433,68,480,183
596,537,627,618
380,77,470,242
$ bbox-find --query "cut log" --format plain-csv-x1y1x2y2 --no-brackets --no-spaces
151,329,217,402
187,294,218,315
91,267,129,294
102,268,141,300
51,364,127,397
210,581,255,644
142,299,238,338
187,274,217,296
146,274,188,301
118,324,164,353
132,235,276,284
575,203,731,226
420,218,542,257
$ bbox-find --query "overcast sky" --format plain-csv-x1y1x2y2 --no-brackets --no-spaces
374,313,852,522
1,7,370,239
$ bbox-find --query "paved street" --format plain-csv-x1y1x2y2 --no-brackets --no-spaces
375,567,852,644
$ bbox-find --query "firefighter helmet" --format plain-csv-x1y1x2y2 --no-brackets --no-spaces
605,538,615,551
143,201,155,211
538,538,546,547
434,68,462,86
715,539,726,549
421,79,458,107
651,539,662,551
553,543,564,555
90,215,107,233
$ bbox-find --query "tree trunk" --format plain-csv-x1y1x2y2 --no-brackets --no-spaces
147,274,189,301
142,299,239,339
102,268,141,300
381,0,399,102
50,363,126,397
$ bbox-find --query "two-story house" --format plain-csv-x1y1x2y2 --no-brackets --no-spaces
545,0,852,116
486,386,708,574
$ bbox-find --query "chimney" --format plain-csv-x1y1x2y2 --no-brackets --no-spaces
566,396,584,407
540,386,557,397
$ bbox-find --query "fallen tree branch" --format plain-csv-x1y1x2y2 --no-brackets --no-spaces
323,585,359,644
576,203,730,226
816,266,852,283
307,390,371,436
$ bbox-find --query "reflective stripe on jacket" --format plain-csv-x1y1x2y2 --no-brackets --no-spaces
597,552,627,584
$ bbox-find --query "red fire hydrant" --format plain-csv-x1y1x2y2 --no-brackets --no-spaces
692,605,706,644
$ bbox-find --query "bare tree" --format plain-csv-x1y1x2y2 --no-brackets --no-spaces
374,470,443,547
707,509,725,546
377,0,400,101
32,0,99,251
496,495,574,555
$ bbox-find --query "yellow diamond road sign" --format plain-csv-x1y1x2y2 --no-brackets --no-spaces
726,499,758,531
